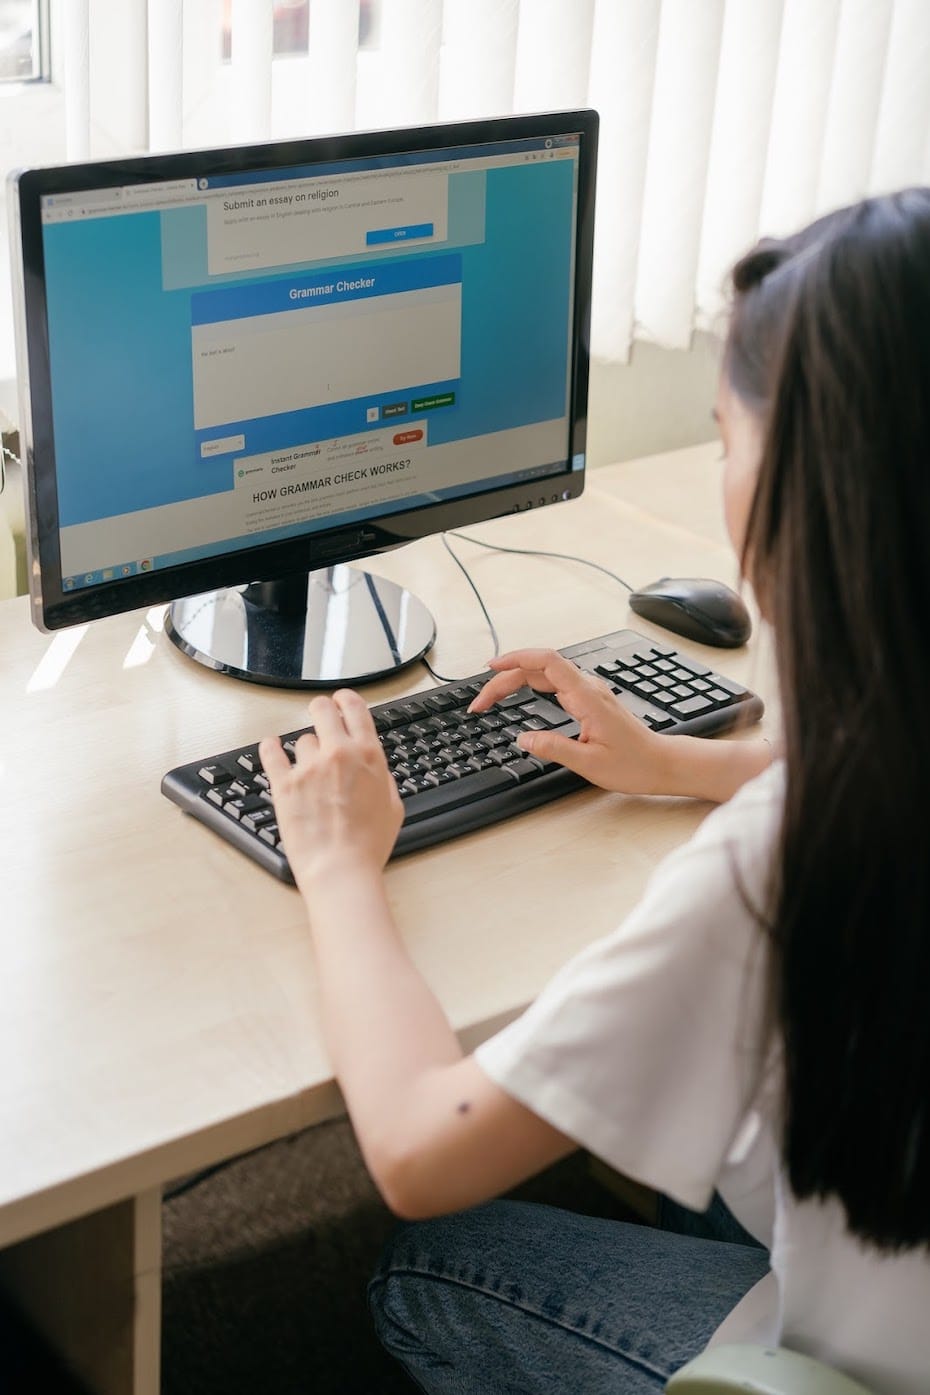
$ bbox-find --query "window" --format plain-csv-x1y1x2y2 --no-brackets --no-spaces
0,0,46,83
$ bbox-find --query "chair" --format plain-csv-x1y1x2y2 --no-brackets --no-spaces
667,1345,875,1394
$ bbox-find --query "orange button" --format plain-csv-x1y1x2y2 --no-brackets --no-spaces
393,429,423,445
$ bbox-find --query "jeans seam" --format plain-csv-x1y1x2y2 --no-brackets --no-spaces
369,1266,674,1384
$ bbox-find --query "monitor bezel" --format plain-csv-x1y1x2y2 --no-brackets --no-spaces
11,109,598,633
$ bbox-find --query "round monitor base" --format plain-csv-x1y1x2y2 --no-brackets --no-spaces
165,565,436,688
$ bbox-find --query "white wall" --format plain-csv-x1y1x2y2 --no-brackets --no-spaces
586,331,722,468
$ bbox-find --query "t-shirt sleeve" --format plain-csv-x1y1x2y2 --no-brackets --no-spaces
474,766,782,1211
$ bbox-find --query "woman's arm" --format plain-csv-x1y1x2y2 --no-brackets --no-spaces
471,648,772,805
260,650,769,1219
260,695,575,1220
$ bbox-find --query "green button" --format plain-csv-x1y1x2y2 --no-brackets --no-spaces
411,392,455,412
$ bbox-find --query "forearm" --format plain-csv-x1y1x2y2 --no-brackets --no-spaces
302,866,464,1186
656,734,773,803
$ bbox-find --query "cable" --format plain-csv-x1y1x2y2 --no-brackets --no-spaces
421,529,636,684
447,530,635,595
421,534,502,682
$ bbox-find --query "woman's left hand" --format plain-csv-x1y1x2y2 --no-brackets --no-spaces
259,690,404,891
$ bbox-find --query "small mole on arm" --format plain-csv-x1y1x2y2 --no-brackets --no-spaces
457,1101,471,1114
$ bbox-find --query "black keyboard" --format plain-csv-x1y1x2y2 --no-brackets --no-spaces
161,628,764,882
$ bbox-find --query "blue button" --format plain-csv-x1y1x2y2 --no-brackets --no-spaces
366,222,434,245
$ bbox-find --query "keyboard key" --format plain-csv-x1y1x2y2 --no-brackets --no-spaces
392,699,428,722
670,694,714,717
408,719,441,739
237,751,261,773
520,698,574,727
198,763,232,786
423,692,456,712
507,758,545,783
673,657,712,678
477,713,507,731
223,795,263,820
401,766,520,824
709,674,747,697
447,685,480,705
257,825,280,846
373,709,406,731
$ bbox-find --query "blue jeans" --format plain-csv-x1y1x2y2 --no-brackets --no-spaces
368,1194,769,1394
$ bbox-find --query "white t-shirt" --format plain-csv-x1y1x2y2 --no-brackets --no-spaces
475,762,930,1394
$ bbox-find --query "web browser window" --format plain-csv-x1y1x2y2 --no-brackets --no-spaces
39,135,581,590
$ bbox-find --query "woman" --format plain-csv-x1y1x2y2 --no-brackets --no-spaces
259,189,930,1393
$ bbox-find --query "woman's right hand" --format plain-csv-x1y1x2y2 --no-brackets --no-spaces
469,648,674,796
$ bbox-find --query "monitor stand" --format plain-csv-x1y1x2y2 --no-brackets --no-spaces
164,565,436,688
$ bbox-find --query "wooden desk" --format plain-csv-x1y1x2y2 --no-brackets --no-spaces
0,444,777,1394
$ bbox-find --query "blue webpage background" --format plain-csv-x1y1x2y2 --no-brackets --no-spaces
43,158,575,529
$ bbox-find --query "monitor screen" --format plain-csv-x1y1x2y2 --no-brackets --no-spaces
11,111,597,681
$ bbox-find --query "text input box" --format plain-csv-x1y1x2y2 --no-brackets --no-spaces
191,284,461,431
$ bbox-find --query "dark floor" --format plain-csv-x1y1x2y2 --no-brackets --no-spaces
0,1297,93,1395
160,1118,638,1395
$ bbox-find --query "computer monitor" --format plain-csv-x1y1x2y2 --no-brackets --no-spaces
9,109,597,686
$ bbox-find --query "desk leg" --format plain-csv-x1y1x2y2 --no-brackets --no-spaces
0,1188,162,1395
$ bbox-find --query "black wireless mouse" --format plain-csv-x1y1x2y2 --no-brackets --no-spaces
628,577,752,648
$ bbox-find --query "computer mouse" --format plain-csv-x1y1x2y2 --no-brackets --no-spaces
628,576,752,648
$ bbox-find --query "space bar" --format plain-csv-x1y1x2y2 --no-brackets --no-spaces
401,767,518,824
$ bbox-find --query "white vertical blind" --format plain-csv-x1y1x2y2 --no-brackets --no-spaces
231,0,274,144
148,0,184,152
587,0,660,362
439,0,519,122
759,0,843,237
815,0,894,215
88,0,149,156
62,0,90,160
512,0,594,113
377,0,443,127
635,0,725,347
695,0,785,327
53,0,930,360
306,0,360,135
870,0,930,192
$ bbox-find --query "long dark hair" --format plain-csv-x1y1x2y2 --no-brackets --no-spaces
727,189,930,1251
